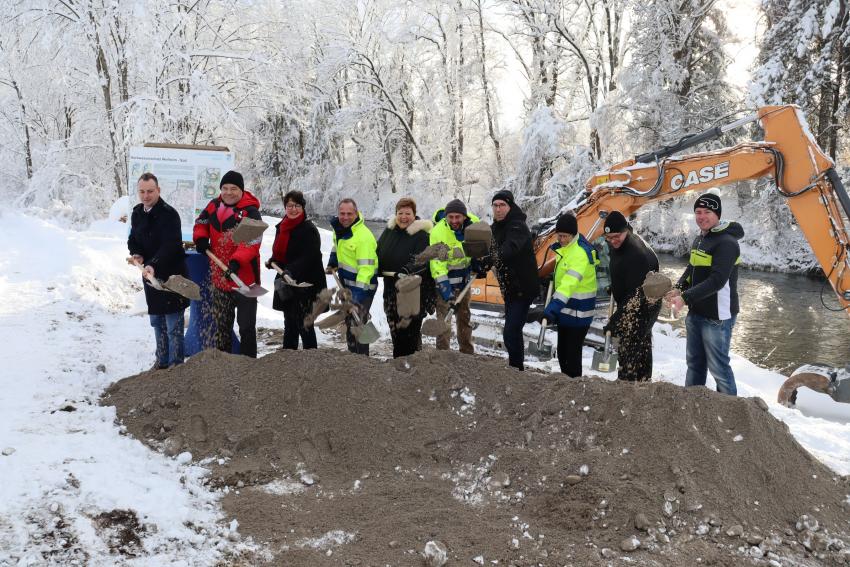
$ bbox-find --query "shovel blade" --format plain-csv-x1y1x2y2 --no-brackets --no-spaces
162,275,201,301
316,309,348,329
422,317,450,337
354,321,380,344
527,340,554,359
231,218,269,244
591,350,618,373
236,283,268,298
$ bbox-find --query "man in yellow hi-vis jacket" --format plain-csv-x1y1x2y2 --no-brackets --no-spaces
429,199,480,354
326,198,378,355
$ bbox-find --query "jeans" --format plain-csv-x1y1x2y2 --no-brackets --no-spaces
685,313,737,395
503,298,532,370
149,312,185,368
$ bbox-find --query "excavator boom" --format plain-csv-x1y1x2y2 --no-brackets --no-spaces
471,105,850,404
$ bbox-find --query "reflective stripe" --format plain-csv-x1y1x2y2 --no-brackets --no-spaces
689,249,712,267
449,277,465,284
346,278,377,291
435,274,449,283
339,262,358,273
552,291,570,303
572,290,597,300
566,269,583,281
358,258,376,265
560,307,595,318
447,261,468,269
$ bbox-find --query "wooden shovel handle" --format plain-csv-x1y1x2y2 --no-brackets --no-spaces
269,260,285,275
206,250,249,289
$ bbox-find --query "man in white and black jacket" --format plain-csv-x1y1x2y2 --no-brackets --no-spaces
667,193,744,396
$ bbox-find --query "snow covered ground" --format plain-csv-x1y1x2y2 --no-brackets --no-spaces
1,211,849,564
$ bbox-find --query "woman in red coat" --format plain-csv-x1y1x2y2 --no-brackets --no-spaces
193,170,263,357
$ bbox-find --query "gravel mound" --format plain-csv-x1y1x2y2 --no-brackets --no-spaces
103,348,850,566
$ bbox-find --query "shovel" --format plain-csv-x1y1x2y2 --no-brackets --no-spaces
422,278,475,337
230,217,269,244
462,221,492,259
591,295,618,373
205,250,268,297
642,271,678,322
330,270,379,344
269,260,312,302
527,279,555,359
129,258,201,301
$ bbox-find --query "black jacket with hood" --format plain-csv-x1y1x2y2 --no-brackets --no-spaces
489,204,540,302
677,220,745,320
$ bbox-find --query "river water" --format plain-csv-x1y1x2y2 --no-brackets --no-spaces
314,216,850,374
658,254,850,374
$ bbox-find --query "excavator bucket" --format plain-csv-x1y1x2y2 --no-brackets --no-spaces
777,372,831,407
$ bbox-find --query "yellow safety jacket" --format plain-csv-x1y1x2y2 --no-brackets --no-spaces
547,234,599,327
328,213,378,302
429,208,481,294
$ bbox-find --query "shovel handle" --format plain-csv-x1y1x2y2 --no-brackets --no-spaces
444,278,475,322
206,250,250,290
536,279,555,350
269,260,285,275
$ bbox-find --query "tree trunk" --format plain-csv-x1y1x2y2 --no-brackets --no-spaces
475,0,503,178
10,78,32,180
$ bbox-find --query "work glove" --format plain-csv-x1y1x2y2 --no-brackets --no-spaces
526,305,546,323
437,280,453,302
543,299,564,324
195,238,210,256
224,259,240,279
470,259,488,279
265,258,276,270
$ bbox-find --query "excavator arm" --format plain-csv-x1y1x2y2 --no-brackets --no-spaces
471,105,850,404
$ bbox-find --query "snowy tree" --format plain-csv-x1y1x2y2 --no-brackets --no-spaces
750,0,849,160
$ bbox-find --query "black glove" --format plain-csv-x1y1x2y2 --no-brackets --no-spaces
225,259,240,278
195,238,210,255
603,309,622,336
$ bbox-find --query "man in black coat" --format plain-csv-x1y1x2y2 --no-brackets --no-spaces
603,211,661,382
128,173,190,369
488,190,540,370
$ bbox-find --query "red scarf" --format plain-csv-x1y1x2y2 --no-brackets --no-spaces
272,212,304,265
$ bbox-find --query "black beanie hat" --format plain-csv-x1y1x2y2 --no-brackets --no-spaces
603,211,629,234
220,170,244,191
445,198,468,217
694,193,721,217
491,189,515,208
555,213,578,236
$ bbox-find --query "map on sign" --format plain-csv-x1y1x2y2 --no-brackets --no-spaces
128,146,235,241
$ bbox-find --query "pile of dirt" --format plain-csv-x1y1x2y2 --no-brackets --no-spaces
103,349,850,566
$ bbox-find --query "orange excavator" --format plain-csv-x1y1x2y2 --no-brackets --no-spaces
470,104,850,405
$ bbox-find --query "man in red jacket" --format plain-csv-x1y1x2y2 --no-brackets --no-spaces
193,170,262,357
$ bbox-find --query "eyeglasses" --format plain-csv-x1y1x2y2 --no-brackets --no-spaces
285,203,303,210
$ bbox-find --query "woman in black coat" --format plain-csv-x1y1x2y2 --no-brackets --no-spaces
376,197,434,358
267,190,327,349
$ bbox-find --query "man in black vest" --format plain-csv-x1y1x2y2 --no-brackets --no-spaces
603,211,661,381
128,173,189,369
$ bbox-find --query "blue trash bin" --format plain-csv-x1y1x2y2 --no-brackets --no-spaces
184,251,239,356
